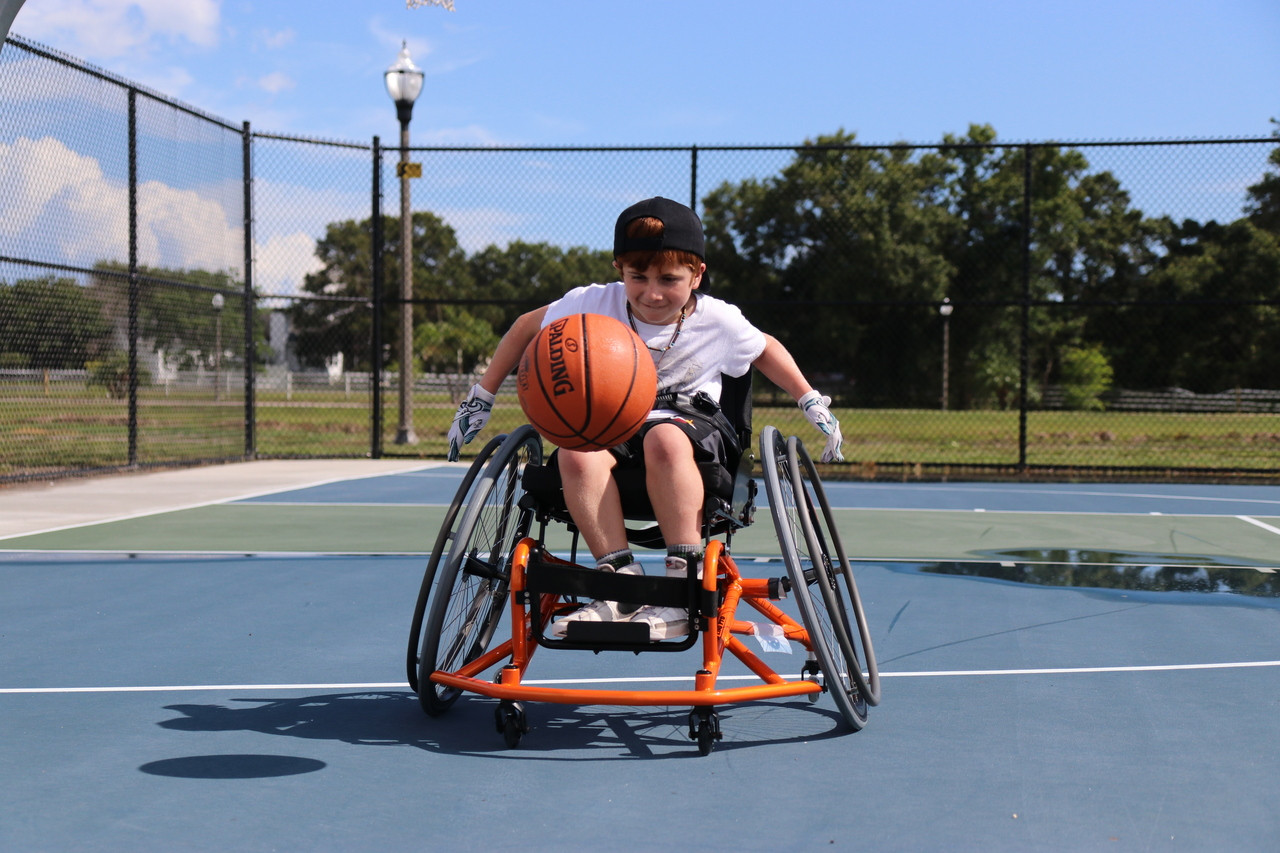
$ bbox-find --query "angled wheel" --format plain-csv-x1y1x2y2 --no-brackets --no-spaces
761,426,877,730
406,434,504,692
418,425,543,716
786,434,881,722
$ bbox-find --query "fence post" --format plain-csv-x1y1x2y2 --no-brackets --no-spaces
689,144,698,212
370,136,384,458
1018,143,1032,474
127,87,139,467
242,121,256,458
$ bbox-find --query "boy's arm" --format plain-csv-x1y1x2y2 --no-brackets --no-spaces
447,306,548,460
753,334,845,463
476,306,549,394
752,334,813,399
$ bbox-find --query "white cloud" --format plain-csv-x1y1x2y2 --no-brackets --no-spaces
14,0,221,58
258,27,295,50
0,137,98,239
0,135,326,297
257,71,295,94
254,231,322,299
136,178,239,271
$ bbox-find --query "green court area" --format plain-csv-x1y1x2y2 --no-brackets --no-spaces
5,501,1276,571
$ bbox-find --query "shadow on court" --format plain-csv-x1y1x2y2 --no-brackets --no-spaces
139,754,328,779
155,690,848,760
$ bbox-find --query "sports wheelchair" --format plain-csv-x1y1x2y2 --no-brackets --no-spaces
406,376,880,754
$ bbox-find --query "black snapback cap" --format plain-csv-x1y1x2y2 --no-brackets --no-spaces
613,196,705,260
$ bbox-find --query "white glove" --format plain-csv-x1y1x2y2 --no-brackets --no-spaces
798,390,844,463
447,384,495,461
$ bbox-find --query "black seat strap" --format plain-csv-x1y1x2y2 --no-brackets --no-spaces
653,389,741,456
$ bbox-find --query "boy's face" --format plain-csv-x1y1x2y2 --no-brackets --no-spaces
614,259,705,326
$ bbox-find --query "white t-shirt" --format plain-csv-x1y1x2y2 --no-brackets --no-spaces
542,282,766,414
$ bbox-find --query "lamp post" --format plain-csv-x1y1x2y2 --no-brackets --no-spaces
939,298,953,411
211,292,224,401
385,41,424,445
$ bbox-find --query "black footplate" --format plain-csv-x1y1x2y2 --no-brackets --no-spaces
564,620,651,643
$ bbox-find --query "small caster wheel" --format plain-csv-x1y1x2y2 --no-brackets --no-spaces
687,708,721,756
802,660,823,704
494,701,528,749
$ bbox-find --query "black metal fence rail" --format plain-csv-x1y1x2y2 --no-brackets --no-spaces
3,33,1278,484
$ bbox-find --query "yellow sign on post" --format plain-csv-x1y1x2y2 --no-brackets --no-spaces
397,162,422,178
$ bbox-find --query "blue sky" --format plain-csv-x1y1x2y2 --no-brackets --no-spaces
11,0,1280,147
4,0,1278,298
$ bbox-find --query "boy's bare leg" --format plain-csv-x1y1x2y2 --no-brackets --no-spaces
558,448,628,559
642,423,704,546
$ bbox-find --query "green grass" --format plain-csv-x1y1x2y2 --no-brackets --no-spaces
835,409,1280,470
251,399,1280,472
3,384,1278,478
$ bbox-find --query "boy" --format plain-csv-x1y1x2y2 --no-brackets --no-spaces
447,197,843,640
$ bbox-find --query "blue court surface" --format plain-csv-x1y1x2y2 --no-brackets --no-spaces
3,464,1279,851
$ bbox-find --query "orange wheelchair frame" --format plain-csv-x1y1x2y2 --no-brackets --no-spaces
407,424,880,754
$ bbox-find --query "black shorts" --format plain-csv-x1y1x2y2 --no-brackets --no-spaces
610,414,732,500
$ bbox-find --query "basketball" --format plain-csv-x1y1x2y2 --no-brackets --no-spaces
517,313,658,451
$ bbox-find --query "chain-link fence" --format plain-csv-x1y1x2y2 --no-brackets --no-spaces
1,35,250,481
3,33,1278,483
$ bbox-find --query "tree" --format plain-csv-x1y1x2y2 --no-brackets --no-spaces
414,309,499,403
467,240,613,333
0,276,111,369
1109,218,1280,391
700,126,1158,408
291,216,613,376
88,263,262,372
1244,119,1280,234
702,129,955,404
290,211,474,371
1059,344,1114,410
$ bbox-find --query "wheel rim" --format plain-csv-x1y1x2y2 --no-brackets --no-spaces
791,438,881,709
786,436,879,726
406,434,503,692
761,425,870,730
421,427,542,711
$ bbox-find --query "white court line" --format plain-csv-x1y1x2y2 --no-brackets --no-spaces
821,483,1280,509
235,501,447,508
819,505,1280,521
1239,515,1280,537
5,660,1280,694
4,551,1274,572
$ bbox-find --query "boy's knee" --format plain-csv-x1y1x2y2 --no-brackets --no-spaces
558,448,614,479
642,423,694,467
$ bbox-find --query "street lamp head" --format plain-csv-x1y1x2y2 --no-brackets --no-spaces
211,293,225,311
939,297,953,317
384,41,424,124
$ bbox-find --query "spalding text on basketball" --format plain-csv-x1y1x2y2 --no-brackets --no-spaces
545,318,577,396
